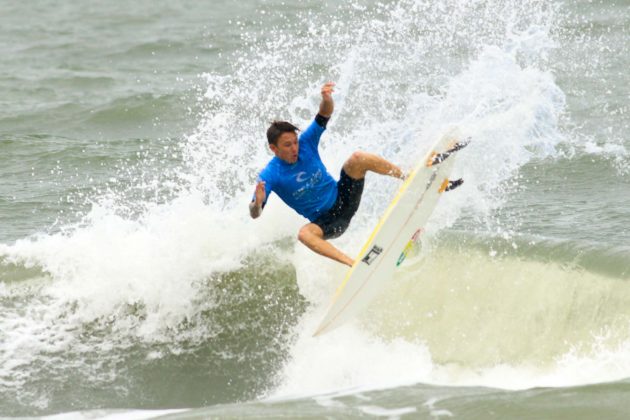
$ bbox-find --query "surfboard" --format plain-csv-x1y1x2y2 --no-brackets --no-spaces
313,129,469,336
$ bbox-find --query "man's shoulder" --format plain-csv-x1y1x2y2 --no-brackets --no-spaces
299,118,326,144
259,157,281,179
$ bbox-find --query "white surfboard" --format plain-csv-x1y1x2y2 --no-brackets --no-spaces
313,129,469,336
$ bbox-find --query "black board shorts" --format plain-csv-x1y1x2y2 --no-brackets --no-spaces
313,169,364,240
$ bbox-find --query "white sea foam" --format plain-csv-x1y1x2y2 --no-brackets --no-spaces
0,189,302,395
0,0,627,408
262,0,630,398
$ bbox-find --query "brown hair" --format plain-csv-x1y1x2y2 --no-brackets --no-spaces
266,121,300,145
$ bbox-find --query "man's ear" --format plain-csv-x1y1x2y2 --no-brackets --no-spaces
269,144,278,154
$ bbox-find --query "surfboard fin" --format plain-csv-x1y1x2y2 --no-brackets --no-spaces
445,178,464,191
427,137,471,167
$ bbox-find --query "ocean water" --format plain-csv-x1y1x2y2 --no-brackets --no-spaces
0,0,628,418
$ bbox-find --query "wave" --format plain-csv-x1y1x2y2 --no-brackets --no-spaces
369,238,630,366
0,222,305,415
436,232,630,279
0,92,189,139
21,376,630,419
1,0,628,415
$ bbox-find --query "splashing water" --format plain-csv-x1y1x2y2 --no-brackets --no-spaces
1,0,629,415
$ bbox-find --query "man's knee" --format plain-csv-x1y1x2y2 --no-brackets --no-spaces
298,224,323,244
346,150,367,166
344,150,368,179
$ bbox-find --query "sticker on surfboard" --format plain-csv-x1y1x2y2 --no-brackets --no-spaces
361,245,383,265
396,228,424,267
313,129,469,336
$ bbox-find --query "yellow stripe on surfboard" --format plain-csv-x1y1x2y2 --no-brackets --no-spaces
330,159,424,302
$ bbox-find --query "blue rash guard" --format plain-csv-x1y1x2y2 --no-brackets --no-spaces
257,118,337,221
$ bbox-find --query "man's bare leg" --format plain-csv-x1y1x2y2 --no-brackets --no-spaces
343,151,405,180
297,152,403,267
298,223,354,267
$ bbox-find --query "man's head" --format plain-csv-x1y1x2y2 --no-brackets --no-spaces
267,121,300,164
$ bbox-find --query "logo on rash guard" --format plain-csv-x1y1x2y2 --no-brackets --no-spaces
295,171,308,182
292,170,322,200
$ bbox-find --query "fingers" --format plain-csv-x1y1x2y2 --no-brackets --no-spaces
321,81,335,96
255,181,266,202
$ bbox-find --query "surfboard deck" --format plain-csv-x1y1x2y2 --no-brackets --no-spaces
313,129,469,336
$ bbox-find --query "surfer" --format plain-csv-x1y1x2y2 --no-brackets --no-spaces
249,82,404,267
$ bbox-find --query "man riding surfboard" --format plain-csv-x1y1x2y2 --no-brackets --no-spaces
250,82,404,266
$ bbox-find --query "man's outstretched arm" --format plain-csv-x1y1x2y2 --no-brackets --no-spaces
319,82,335,118
249,181,266,219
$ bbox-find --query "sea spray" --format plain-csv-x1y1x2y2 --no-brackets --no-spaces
0,0,628,415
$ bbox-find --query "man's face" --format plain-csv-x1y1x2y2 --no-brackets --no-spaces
270,132,299,164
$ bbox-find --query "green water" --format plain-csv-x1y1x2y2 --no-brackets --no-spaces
0,0,628,418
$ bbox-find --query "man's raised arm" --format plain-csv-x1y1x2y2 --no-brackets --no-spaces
319,82,335,118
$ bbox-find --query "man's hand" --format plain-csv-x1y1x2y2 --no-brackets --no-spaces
254,181,266,205
321,82,335,100
319,82,335,117
249,181,266,219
